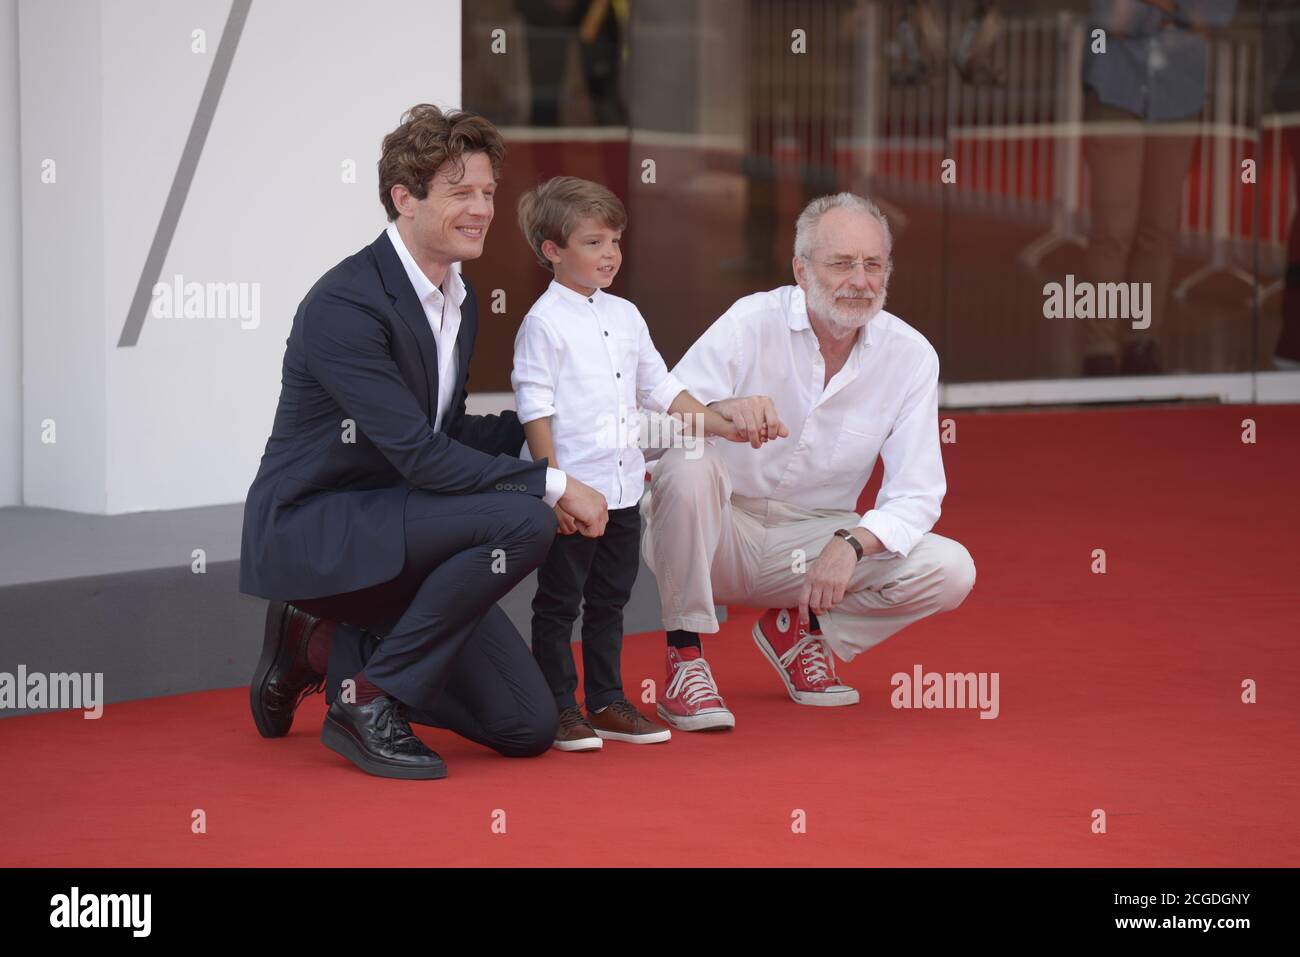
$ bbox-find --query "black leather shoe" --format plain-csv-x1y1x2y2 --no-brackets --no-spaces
320,695,447,780
249,601,327,739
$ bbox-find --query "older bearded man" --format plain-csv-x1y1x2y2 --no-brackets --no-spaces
642,192,976,730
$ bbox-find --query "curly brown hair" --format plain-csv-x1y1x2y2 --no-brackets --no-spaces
378,104,506,221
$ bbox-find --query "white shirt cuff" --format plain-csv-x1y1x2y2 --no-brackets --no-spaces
645,374,688,414
543,467,567,507
514,394,555,425
857,511,913,560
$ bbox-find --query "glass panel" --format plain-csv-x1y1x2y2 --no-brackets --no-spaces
462,0,1275,388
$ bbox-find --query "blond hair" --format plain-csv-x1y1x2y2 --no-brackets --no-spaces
517,176,627,270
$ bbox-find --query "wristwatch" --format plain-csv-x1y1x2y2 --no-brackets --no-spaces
833,528,865,561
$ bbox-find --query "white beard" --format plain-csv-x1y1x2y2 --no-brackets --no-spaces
805,274,887,334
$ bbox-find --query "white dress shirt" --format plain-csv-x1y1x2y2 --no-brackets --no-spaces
387,223,566,504
513,280,687,510
671,284,946,559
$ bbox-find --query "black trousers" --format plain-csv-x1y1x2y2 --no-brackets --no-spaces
294,489,559,758
530,503,642,712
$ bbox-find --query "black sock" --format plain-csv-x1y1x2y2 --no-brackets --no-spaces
809,611,821,633
667,629,701,651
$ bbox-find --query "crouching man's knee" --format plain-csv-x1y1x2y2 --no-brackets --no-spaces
489,706,559,758
936,541,976,613
652,441,724,486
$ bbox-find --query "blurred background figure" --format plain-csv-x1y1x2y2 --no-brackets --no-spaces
578,0,629,126
515,0,576,127
1079,0,1237,377
725,0,858,280
515,0,628,127
1267,5,1300,369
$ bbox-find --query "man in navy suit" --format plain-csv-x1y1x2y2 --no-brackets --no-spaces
240,105,609,779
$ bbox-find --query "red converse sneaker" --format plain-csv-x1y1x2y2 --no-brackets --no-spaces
752,608,859,706
656,646,735,731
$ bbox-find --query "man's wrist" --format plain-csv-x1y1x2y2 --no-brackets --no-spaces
833,528,865,561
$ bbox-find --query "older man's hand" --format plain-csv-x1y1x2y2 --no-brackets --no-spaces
709,395,789,449
798,535,856,624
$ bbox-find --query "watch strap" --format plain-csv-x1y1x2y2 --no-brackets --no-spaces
834,528,865,561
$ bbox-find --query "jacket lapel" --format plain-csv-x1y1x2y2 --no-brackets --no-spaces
372,231,440,424
452,279,477,402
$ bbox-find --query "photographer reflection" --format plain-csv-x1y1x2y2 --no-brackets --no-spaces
1080,0,1236,377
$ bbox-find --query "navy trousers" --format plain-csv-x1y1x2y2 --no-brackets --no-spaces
295,489,559,757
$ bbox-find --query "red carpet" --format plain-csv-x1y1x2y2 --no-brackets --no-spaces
2,405,1297,867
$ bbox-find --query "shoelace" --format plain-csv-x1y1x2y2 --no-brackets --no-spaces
377,700,422,750
558,706,590,732
666,657,724,707
295,676,325,705
609,698,645,725
778,634,839,685
269,674,325,711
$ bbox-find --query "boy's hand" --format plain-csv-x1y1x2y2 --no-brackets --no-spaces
554,503,579,535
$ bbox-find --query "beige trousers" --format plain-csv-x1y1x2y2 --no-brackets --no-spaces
641,445,976,662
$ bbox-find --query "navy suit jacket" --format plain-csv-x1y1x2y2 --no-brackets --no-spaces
239,231,548,600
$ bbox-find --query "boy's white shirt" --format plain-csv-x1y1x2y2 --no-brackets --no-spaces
512,279,686,510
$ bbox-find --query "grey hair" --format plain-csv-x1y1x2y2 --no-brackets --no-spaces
794,192,893,263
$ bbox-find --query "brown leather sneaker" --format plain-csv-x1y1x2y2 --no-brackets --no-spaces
588,698,672,744
553,705,603,752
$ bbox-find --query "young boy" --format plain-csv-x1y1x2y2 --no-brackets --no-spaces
512,176,731,751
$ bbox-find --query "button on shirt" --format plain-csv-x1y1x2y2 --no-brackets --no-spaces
513,281,687,509
671,285,945,559
387,223,566,504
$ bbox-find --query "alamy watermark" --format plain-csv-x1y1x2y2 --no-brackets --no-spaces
0,665,103,718
150,274,260,329
891,664,999,719
1043,274,1151,330
594,408,706,459
50,887,150,937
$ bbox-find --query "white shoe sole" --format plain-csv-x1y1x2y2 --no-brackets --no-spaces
751,623,860,707
594,728,672,744
552,736,603,751
656,703,736,731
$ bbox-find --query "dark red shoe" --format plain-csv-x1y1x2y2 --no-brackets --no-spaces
250,602,329,738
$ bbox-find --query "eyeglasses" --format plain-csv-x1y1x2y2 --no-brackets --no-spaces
806,257,890,278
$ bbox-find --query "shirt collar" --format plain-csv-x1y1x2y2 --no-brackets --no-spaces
548,278,604,307
385,221,466,309
789,283,878,350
